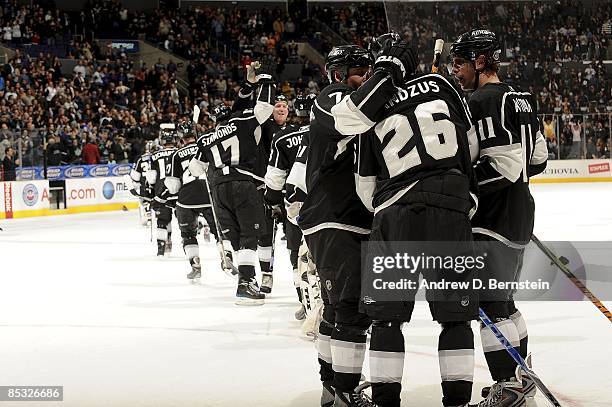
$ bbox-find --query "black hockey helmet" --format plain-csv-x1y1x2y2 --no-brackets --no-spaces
275,94,289,106
159,124,177,145
449,29,501,67
210,104,232,123
325,45,372,83
177,122,195,139
368,32,401,59
294,93,316,117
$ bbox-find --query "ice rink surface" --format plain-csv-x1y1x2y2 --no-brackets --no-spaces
1,182,611,407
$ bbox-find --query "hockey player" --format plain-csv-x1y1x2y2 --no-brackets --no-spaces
336,33,480,407
256,94,290,294
233,66,289,294
148,124,178,256
130,146,154,226
298,45,375,406
164,121,218,282
264,93,315,315
450,30,548,406
189,64,275,305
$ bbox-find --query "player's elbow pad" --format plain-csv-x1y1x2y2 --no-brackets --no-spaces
188,158,207,177
164,176,181,195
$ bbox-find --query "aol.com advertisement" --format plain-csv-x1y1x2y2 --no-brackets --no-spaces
65,177,137,208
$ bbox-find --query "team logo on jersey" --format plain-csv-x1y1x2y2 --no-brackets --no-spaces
325,280,333,291
22,183,38,206
102,181,115,200
460,296,470,307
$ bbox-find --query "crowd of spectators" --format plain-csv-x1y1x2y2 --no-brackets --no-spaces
0,0,611,181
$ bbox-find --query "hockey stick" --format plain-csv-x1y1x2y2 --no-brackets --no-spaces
269,216,279,273
202,173,239,277
531,234,612,324
431,39,444,73
479,308,563,407
193,105,239,277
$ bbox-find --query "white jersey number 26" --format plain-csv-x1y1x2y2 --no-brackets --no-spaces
375,100,458,177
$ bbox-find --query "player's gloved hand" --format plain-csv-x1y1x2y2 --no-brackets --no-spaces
254,58,276,83
129,188,140,197
246,63,258,84
266,203,283,220
286,201,302,220
374,41,417,86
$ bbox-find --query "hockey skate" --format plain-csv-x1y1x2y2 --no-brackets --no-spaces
473,378,526,407
320,381,335,407
294,305,306,321
334,382,379,407
187,257,202,283
260,272,273,294
156,240,166,257
235,278,265,306
482,357,536,399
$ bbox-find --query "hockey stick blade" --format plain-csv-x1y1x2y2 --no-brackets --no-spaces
431,38,444,73
193,105,201,124
479,309,562,406
531,234,612,324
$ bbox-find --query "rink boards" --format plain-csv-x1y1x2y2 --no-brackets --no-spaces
0,176,138,219
1,159,611,218
531,159,612,183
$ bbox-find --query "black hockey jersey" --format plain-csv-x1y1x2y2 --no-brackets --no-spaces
190,83,275,186
130,152,153,201
255,119,287,183
264,123,308,204
285,129,309,206
299,83,374,236
468,82,547,245
165,141,210,209
148,147,177,195
356,73,477,213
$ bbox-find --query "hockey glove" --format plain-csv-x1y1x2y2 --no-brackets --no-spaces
254,58,276,83
246,64,258,84
286,201,302,220
266,203,283,220
374,41,417,86
129,187,140,197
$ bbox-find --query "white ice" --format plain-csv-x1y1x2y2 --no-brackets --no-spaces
0,182,611,407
